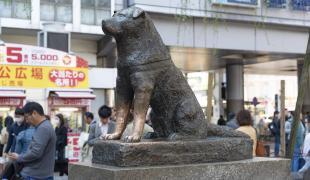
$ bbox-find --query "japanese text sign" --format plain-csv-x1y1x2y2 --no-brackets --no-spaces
0,43,89,88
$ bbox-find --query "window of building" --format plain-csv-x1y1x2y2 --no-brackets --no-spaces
267,0,286,8
40,0,73,23
292,0,310,11
81,0,111,25
0,0,31,19
213,0,258,6
227,0,258,5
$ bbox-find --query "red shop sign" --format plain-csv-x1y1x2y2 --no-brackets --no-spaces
0,98,23,107
66,133,80,162
49,97,90,107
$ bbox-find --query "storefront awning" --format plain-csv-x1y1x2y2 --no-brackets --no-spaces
47,88,96,100
53,91,96,99
0,89,26,98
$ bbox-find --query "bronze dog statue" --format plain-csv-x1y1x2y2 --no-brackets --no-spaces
102,7,246,142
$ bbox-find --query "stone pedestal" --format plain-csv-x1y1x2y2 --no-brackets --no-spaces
92,137,252,167
69,157,291,180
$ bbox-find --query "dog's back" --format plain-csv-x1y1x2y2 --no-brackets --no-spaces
149,61,207,139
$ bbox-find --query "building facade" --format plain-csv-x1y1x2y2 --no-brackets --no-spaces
0,0,118,131
0,0,309,126
123,0,309,121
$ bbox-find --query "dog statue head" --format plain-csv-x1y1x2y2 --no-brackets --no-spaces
102,7,147,38
101,7,169,65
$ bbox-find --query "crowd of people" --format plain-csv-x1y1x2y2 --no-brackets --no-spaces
263,109,309,174
0,102,133,179
0,102,57,179
0,102,70,179
0,101,154,179
217,109,310,175
1,100,309,178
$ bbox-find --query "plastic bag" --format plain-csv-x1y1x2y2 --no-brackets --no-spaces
78,132,89,148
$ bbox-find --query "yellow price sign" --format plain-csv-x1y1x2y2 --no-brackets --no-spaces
0,65,89,89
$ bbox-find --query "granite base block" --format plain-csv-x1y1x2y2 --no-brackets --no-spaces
92,137,253,167
69,157,291,180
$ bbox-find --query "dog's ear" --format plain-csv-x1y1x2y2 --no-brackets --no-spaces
133,8,145,19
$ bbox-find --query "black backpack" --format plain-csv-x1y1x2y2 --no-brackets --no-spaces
268,122,276,136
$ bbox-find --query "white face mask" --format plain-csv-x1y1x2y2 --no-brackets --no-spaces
53,117,60,126
15,117,24,124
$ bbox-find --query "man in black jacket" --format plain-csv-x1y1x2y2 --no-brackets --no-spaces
268,111,281,157
54,113,68,176
4,108,27,154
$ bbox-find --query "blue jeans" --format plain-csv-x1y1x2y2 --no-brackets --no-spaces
292,146,301,172
274,136,280,156
299,157,310,173
274,135,280,156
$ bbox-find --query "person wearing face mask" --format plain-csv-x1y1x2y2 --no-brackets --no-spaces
7,102,56,180
4,108,27,154
54,113,68,176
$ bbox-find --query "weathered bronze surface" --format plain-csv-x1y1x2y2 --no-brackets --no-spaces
102,7,247,143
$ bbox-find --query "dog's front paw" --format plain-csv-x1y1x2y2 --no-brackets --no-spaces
124,134,141,143
104,133,121,140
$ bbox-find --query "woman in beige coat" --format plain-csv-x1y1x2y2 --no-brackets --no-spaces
236,110,257,156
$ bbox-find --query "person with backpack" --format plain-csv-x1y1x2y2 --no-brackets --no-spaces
268,111,281,157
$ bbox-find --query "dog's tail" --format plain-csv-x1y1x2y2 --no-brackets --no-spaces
206,123,250,138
